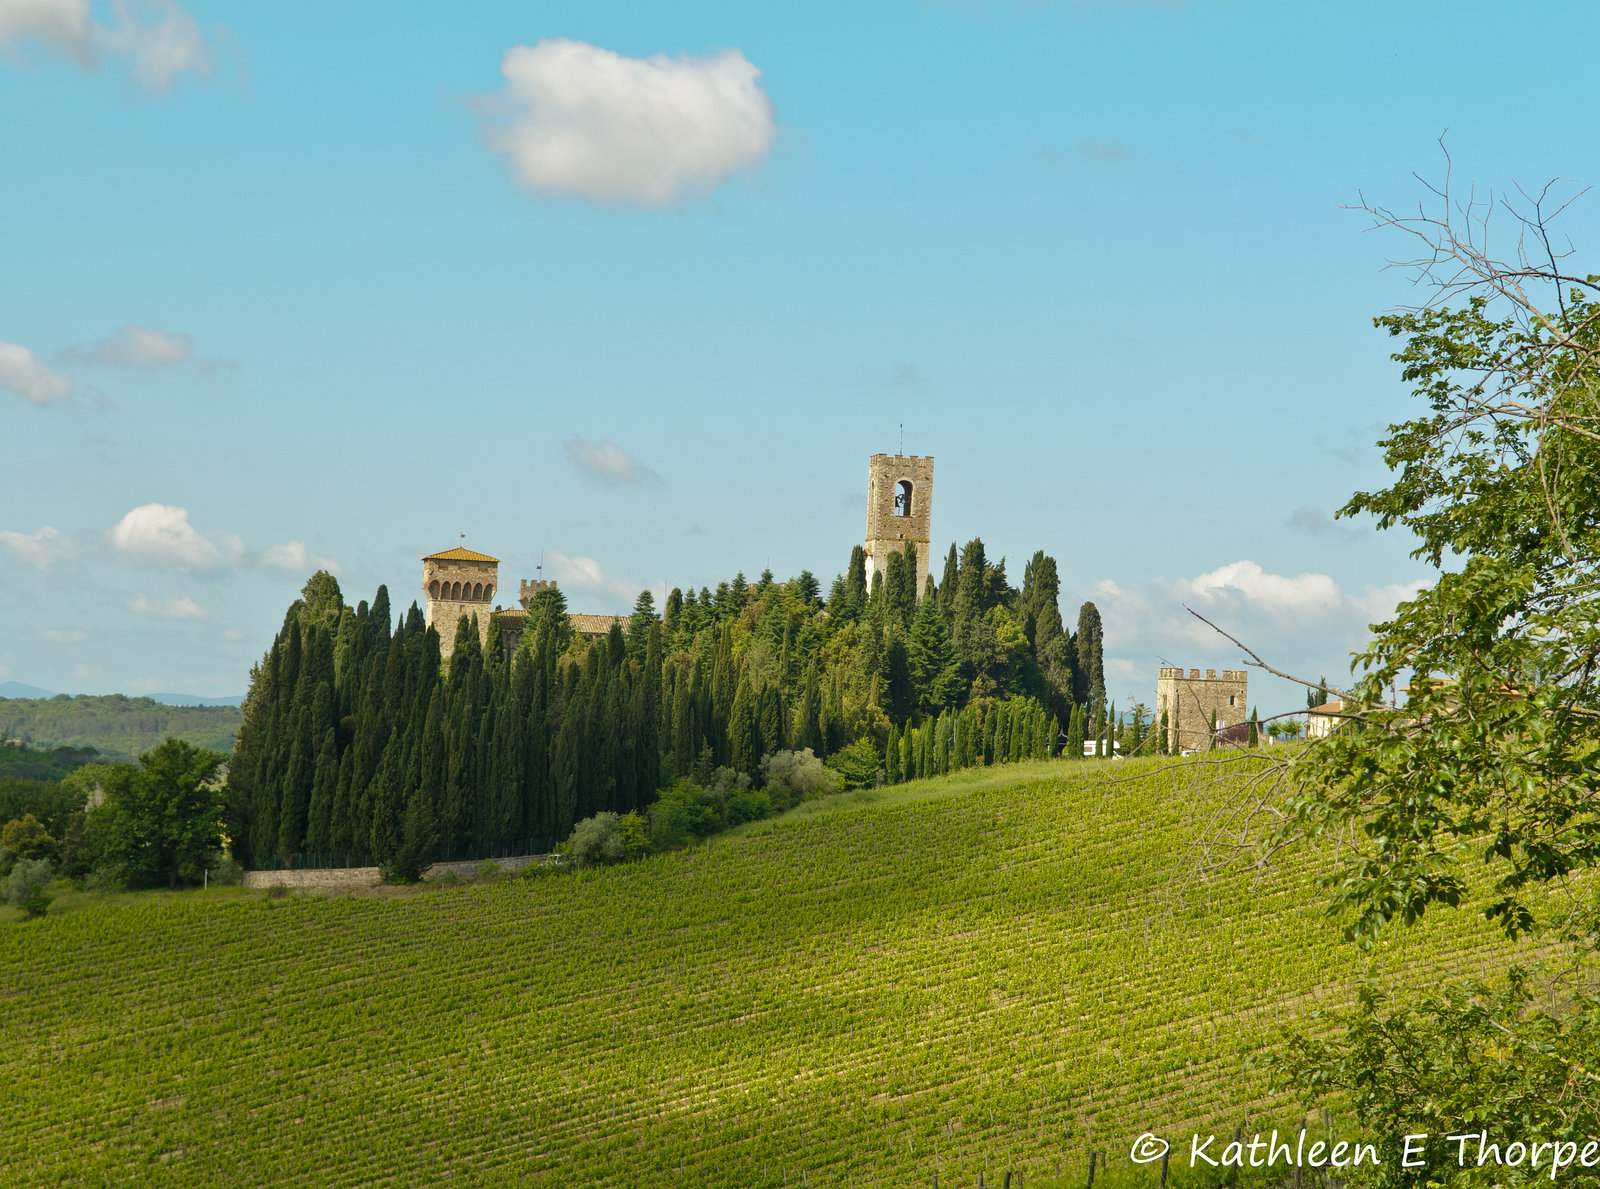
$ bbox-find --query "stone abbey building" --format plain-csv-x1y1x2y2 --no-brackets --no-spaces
425,450,939,662
421,547,620,662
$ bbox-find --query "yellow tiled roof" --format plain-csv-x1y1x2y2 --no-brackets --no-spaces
423,546,499,563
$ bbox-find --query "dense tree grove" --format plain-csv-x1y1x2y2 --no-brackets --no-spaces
226,539,1107,869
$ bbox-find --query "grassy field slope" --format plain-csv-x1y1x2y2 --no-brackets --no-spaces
1,758,1524,1187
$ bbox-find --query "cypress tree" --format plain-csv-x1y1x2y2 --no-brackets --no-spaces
418,686,446,833
882,633,915,723
885,723,901,784
303,726,338,855
277,705,315,861
1067,703,1085,759
757,683,781,766
883,549,915,629
1073,602,1105,708
938,543,959,620
330,748,355,856
845,545,868,614
1208,708,1218,751
1158,709,1170,755
728,676,759,779
368,735,405,870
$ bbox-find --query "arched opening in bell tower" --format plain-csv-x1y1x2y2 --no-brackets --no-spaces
895,480,914,517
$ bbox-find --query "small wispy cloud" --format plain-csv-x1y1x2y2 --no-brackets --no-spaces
62,324,192,368
564,437,661,486
39,628,87,643
130,593,207,620
0,340,72,404
1287,507,1365,541
0,525,79,569
0,0,214,93
1077,138,1129,162
260,541,340,575
548,550,644,605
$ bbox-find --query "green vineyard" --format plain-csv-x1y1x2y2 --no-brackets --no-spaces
1,758,1525,1187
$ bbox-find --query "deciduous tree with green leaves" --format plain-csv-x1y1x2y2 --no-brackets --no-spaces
1193,162,1600,1183
91,738,227,890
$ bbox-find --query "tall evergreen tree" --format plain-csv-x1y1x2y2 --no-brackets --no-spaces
1073,602,1105,708
938,543,959,620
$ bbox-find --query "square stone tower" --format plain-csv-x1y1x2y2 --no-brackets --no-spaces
1155,666,1248,752
422,546,499,661
864,453,934,597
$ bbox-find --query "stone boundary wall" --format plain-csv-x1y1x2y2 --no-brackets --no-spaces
242,852,549,891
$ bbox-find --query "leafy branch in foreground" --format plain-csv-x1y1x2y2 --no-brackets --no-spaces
1168,150,1600,1187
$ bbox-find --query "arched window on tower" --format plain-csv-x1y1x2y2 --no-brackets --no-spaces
895,480,914,518
472,582,483,601
428,580,439,599
450,581,461,600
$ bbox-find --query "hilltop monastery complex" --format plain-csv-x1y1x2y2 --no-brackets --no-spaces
421,451,1249,754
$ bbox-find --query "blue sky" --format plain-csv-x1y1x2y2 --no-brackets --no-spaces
3,0,1598,710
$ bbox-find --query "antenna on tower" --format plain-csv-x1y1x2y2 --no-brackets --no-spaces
899,423,904,454
537,549,544,580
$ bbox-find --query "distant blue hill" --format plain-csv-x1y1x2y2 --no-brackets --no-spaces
0,682,243,708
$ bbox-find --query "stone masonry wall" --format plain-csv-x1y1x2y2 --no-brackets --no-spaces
1155,666,1249,752
242,852,547,891
864,453,935,597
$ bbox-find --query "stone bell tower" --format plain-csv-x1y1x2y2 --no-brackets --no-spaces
422,546,499,661
864,453,934,597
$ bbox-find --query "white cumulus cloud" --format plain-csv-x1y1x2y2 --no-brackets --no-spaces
108,503,243,571
482,38,776,206
564,437,660,485
0,0,211,91
0,340,72,404
64,323,193,368
1181,559,1342,620
130,593,207,620
261,541,340,575
0,525,78,569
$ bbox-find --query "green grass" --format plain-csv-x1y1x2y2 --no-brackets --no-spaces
0,757,1526,1187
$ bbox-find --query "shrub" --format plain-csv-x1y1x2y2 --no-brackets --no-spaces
566,813,625,869
206,854,244,886
724,787,771,827
761,749,840,802
476,859,502,880
616,811,651,861
824,737,882,790
4,857,53,918
648,780,722,851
